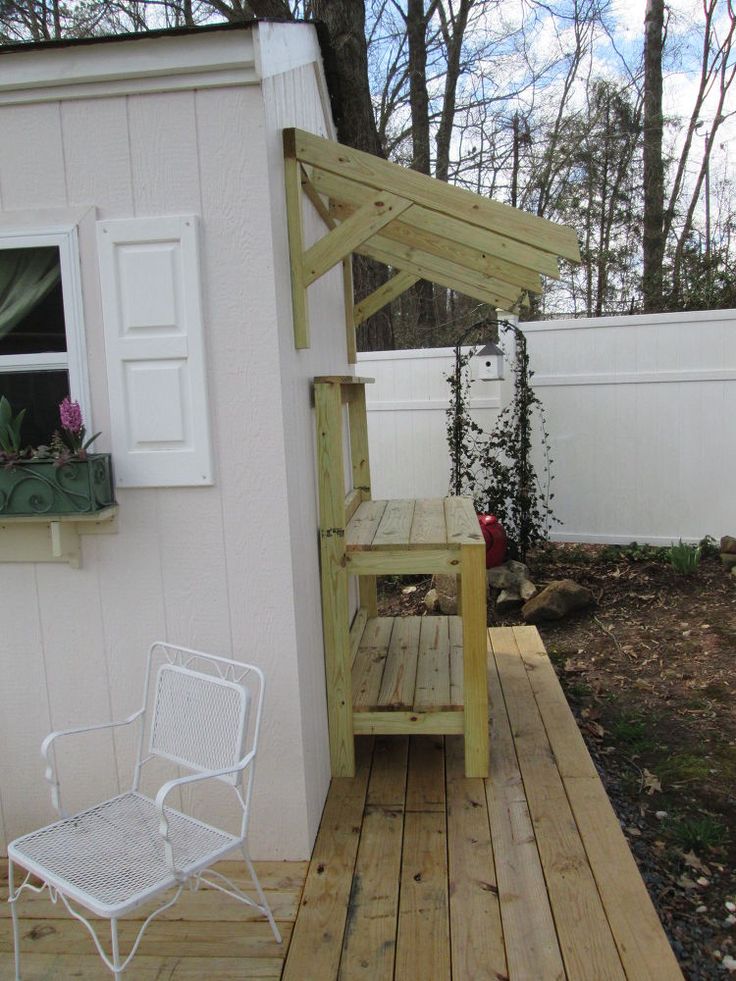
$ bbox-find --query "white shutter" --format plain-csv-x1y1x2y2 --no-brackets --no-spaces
96,215,213,487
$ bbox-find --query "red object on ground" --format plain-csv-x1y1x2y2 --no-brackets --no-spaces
477,514,507,568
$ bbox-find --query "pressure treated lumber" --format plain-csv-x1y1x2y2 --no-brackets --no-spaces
511,626,684,980
284,629,681,979
287,128,580,259
0,859,303,980
284,127,580,351
315,380,354,777
281,741,373,981
445,736,507,981
492,627,625,980
313,377,488,779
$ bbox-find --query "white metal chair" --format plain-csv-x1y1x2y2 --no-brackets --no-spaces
7,642,281,979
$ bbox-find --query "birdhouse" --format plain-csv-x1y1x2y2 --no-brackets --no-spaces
474,342,505,381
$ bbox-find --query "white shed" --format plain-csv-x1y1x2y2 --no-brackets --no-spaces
0,21,347,859
0,19,580,864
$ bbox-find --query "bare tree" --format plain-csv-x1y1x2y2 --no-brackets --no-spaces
642,0,665,311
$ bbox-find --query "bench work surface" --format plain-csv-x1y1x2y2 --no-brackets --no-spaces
283,625,683,981
346,497,483,550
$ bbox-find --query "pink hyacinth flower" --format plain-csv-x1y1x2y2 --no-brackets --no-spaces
59,397,83,434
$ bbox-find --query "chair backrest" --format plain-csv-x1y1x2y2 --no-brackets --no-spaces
138,644,263,789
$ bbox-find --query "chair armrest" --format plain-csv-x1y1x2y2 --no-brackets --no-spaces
41,709,145,817
154,750,257,875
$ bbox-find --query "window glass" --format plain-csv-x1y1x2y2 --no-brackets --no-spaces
0,370,69,447
0,247,65,356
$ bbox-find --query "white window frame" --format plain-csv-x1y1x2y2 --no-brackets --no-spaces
0,224,92,430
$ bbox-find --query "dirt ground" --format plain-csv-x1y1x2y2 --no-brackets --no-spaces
378,543,736,980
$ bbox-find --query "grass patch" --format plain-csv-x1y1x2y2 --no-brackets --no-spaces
608,713,655,753
669,540,701,575
568,681,591,700
657,753,713,784
547,648,569,670
601,542,670,564
664,815,729,852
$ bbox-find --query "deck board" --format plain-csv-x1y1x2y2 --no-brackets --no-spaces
491,627,625,981
353,615,463,713
445,736,506,981
283,625,683,980
2,627,683,981
0,860,305,980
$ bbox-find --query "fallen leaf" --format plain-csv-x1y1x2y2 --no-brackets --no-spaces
584,721,606,738
696,876,710,887
642,769,662,794
677,875,698,890
682,850,710,874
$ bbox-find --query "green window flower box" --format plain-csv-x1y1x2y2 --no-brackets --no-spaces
0,454,115,516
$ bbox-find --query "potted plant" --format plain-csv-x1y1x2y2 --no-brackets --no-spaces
0,397,115,516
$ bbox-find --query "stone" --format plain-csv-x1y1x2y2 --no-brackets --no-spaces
519,579,538,602
721,553,736,570
433,573,458,615
424,588,439,613
521,579,595,624
720,535,736,555
732,566,736,579
487,560,530,590
495,588,523,614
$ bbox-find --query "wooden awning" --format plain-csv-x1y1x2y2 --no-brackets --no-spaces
283,127,580,361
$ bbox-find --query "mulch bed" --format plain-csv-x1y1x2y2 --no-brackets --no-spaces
378,544,736,979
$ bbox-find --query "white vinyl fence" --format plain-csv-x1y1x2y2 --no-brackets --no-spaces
357,309,736,545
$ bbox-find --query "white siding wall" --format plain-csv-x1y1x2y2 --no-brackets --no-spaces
0,41,335,858
358,310,736,544
261,59,344,846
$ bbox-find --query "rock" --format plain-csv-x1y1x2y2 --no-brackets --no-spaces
521,579,595,624
424,588,439,613
721,552,736,569
519,579,538,602
433,574,457,615
495,588,523,614
720,535,736,554
487,560,530,590
732,566,736,579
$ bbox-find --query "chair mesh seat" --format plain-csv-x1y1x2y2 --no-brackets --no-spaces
10,792,238,915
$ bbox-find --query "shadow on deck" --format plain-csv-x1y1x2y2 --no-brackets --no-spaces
282,625,683,981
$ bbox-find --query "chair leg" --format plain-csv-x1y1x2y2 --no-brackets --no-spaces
110,918,123,979
8,859,21,981
241,844,282,944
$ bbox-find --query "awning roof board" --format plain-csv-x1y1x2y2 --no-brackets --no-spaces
282,127,580,357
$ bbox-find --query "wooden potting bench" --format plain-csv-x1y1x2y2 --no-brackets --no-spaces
314,376,488,778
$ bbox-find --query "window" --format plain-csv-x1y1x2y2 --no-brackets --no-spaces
0,228,90,448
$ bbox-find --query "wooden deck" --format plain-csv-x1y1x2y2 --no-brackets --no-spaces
283,626,683,981
0,859,306,979
1,625,683,979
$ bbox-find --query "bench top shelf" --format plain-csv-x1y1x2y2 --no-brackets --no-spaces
346,496,484,551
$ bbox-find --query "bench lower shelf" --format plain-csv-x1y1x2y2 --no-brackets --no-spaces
351,615,466,733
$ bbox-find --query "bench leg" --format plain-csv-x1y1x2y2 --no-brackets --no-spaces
461,543,489,777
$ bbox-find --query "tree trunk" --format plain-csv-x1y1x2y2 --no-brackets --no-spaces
642,0,665,312
435,0,471,183
406,0,435,338
312,0,394,349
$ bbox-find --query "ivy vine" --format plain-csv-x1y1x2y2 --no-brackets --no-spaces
447,319,558,562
